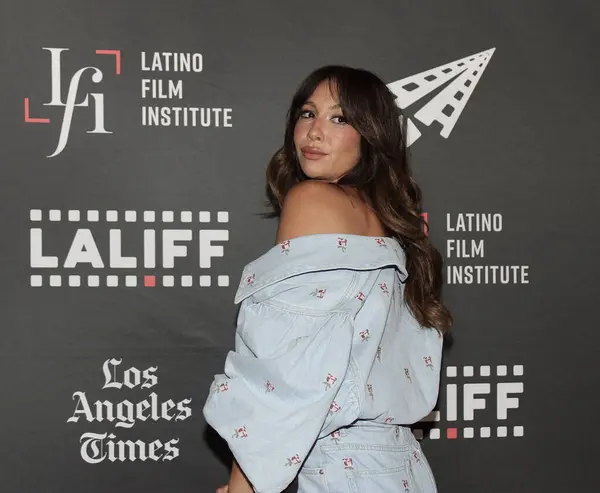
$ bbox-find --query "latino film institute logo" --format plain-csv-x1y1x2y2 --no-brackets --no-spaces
24,46,495,157
24,47,120,158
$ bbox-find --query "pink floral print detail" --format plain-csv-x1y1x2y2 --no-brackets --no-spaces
265,380,275,393
355,291,366,302
359,329,370,342
232,426,248,439
329,401,341,414
375,237,388,248
337,237,348,251
376,346,382,362
384,417,394,423
330,430,342,443
244,274,256,286
323,373,338,390
379,282,389,295
310,288,327,298
343,458,354,469
280,240,291,255
404,368,412,383
286,454,302,467
423,356,434,370
403,479,410,492
215,381,229,393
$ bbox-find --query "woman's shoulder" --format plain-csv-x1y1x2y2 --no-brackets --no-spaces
276,181,374,243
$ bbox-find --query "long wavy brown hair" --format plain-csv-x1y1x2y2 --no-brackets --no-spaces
261,65,452,335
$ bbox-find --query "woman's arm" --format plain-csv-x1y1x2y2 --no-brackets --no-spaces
216,460,253,493
203,183,362,492
227,459,254,492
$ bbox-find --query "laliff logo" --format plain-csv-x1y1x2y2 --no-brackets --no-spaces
412,364,524,440
24,47,121,158
29,208,230,288
388,47,495,146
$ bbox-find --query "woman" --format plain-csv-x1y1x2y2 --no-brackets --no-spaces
203,65,453,493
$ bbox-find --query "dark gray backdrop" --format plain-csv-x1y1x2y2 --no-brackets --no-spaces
1,0,598,491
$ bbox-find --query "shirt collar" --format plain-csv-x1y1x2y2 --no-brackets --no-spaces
234,233,408,304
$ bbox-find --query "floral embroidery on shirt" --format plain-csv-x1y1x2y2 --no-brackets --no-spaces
330,430,342,444
337,237,348,251
375,237,388,248
404,368,412,383
379,282,389,295
280,240,291,255
402,479,410,492
355,291,366,302
384,417,394,423
323,373,338,390
412,450,421,464
376,346,382,362
343,458,354,469
265,380,275,393
214,381,229,393
286,455,302,467
329,401,341,415
232,426,248,439
359,329,370,342
367,383,375,400
243,274,256,286
423,356,434,370
310,288,326,298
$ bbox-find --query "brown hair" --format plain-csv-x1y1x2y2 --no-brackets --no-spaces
261,65,452,335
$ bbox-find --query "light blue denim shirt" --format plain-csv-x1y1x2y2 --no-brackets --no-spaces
202,233,443,493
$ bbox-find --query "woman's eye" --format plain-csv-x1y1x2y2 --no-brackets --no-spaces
298,110,347,124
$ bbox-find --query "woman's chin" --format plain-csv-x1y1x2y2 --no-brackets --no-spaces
300,161,328,178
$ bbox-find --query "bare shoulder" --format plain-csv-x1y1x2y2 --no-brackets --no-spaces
275,180,366,243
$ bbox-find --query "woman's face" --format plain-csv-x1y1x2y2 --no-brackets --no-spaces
293,81,361,183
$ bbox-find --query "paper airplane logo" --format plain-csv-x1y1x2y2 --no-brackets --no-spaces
387,48,495,146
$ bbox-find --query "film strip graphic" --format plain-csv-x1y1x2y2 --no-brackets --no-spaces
29,209,229,288
387,47,495,146
412,364,524,440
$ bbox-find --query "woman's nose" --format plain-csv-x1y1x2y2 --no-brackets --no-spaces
307,120,324,141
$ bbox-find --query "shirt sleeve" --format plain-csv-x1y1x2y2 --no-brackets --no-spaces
202,277,356,493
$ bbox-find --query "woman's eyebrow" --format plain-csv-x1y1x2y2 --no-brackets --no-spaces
303,101,342,110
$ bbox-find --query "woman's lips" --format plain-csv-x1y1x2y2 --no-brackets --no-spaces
301,149,328,160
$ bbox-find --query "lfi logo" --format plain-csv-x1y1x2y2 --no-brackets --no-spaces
412,364,524,440
24,47,121,158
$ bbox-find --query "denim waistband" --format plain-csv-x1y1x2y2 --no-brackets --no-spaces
302,422,417,471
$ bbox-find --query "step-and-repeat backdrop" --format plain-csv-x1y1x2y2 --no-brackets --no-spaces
1,1,597,491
